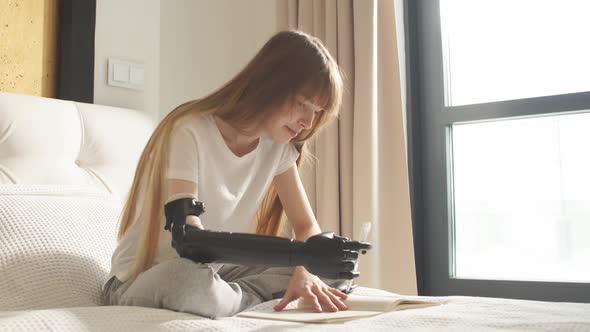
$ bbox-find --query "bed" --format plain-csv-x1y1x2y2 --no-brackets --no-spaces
1,92,589,331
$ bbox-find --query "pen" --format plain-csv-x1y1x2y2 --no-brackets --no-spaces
346,221,372,293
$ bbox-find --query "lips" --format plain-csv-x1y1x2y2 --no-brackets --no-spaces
286,126,298,138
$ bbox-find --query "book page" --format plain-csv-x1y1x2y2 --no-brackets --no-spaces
299,294,440,312
238,307,383,324
237,295,441,323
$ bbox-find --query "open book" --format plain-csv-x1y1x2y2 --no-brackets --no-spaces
237,294,442,324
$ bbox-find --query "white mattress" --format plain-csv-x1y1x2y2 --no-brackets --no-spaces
1,287,589,332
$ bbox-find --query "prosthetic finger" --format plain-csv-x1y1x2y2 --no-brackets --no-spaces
339,271,360,280
342,240,372,252
342,250,359,260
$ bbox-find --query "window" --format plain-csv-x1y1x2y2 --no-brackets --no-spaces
453,113,590,283
407,0,590,302
440,0,590,106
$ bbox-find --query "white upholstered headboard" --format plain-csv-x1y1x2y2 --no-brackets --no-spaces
0,92,155,198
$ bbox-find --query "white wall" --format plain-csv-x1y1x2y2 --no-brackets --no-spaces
94,0,278,120
94,0,161,119
159,0,277,119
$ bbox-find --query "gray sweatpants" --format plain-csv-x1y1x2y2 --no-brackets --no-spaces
103,258,346,319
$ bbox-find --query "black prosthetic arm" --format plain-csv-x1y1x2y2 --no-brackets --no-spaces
164,197,372,280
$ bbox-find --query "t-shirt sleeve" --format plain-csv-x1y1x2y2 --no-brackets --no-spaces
165,125,199,183
274,143,300,176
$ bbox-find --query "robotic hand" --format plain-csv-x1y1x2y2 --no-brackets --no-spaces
164,197,372,280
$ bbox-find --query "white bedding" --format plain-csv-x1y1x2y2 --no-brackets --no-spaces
1,287,589,332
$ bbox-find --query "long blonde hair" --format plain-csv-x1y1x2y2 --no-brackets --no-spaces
118,30,344,281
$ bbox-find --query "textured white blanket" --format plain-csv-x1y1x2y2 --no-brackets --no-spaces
1,287,589,332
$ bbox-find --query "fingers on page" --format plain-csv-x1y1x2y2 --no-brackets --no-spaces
273,293,296,311
326,290,348,310
303,291,322,312
328,287,348,299
316,291,338,312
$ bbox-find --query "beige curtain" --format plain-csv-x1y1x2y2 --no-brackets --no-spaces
277,0,416,295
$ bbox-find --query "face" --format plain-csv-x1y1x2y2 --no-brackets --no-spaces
262,95,323,144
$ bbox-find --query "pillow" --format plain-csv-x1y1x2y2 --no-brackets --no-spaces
0,185,123,310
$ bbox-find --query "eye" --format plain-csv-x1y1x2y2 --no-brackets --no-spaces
295,97,322,114
295,99,306,111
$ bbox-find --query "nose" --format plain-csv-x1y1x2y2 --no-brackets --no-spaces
299,110,315,130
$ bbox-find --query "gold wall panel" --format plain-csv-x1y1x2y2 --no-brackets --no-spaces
0,0,58,97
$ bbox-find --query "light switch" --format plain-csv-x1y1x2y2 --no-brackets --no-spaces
113,63,129,82
129,66,144,85
108,57,145,90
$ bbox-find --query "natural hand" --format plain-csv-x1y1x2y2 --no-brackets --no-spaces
273,266,349,312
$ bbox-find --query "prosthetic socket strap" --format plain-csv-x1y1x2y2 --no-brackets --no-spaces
163,197,372,280
163,197,205,252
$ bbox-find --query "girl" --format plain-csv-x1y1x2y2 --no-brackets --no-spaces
103,30,349,318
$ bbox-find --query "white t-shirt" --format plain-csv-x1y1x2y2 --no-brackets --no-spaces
108,113,300,282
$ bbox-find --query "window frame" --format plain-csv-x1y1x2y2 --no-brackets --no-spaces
406,0,590,302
